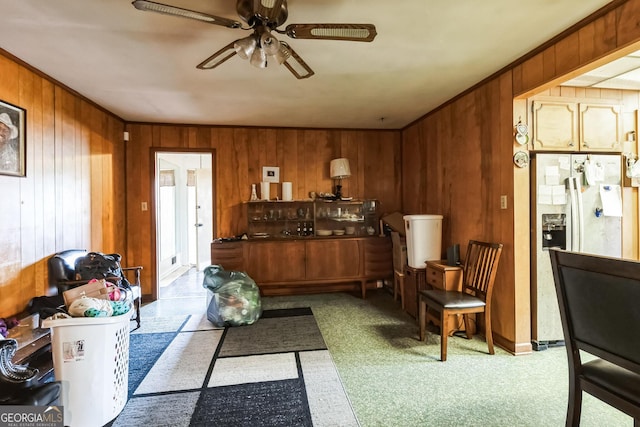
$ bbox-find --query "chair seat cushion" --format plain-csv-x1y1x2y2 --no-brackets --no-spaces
419,289,486,309
582,359,640,406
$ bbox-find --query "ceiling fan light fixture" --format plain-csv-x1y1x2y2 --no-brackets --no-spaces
273,44,291,65
234,35,257,60
250,47,267,68
260,30,281,56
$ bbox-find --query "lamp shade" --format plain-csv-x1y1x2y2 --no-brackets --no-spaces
330,158,351,179
234,35,257,60
250,47,267,68
260,30,281,56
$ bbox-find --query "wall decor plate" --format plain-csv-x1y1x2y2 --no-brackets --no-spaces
513,151,529,168
515,132,529,145
515,122,528,135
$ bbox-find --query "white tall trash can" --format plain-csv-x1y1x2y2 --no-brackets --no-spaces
42,313,130,427
403,214,443,268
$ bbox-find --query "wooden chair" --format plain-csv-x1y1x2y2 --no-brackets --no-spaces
549,248,640,427
390,232,406,308
418,240,503,361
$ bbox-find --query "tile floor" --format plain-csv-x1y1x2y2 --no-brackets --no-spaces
158,266,207,300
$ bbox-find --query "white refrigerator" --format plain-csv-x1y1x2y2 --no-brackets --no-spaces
531,153,622,350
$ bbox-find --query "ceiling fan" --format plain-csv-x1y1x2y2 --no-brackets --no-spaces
132,0,377,79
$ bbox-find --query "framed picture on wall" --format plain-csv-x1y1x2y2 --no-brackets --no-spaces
262,166,280,183
0,100,26,177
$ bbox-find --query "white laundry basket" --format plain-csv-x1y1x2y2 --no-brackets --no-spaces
42,313,130,427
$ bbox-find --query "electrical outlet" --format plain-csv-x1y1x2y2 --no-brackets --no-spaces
500,195,507,209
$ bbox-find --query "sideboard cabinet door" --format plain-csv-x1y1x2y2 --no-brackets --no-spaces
246,241,306,283
305,239,362,280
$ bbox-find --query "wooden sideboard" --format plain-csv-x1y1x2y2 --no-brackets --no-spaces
211,236,392,297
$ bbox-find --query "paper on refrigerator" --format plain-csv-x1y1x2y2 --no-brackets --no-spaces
538,185,552,205
544,166,560,185
600,184,622,217
538,184,566,205
552,185,566,205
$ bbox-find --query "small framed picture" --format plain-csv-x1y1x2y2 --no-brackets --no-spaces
262,166,280,183
0,100,26,177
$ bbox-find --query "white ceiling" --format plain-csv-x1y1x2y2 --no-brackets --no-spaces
562,49,640,90
0,0,616,130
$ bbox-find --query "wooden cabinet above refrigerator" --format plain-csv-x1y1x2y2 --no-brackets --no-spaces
531,99,622,152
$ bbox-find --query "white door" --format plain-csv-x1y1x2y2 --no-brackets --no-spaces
196,163,213,270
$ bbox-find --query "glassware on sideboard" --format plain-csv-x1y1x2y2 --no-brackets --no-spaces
245,199,379,239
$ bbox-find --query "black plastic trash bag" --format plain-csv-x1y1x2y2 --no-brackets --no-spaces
203,265,262,327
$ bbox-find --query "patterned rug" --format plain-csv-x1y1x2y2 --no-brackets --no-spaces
109,307,359,427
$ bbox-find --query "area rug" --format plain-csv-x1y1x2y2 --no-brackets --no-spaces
110,307,359,427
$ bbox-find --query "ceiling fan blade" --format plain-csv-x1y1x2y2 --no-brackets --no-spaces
283,24,377,42
132,0,242,29
279,42,314,79
196,42,238,70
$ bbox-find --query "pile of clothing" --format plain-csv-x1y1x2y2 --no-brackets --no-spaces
29,252,134,320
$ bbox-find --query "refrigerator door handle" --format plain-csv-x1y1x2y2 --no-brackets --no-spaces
567,177,580,251
575,177,585,252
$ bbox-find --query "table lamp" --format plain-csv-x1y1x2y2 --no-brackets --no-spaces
330,158,351,199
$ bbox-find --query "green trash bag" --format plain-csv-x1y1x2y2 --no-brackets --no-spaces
203,265,262,327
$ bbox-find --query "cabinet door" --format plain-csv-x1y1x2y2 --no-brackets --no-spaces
210,242,245,272
579,103,622,151
532,101,579,150
306,240,361,280
246,241,306,283
363,237,393,278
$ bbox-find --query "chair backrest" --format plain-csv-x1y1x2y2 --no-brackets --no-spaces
461,240,503,304
549,249,640,374
390,231,407,272
47,249,87,295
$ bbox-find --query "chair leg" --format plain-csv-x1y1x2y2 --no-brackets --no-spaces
393,272,399,301
399,276,404,310
134,297,141,329
463,314,473,339
440,309,448,361
484,310,494,355
418,296,427,341
566,382,582,427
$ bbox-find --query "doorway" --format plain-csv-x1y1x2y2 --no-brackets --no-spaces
512,41,640,350
154,151,214,299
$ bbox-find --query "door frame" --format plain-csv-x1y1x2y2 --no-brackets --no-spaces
149,147,217,301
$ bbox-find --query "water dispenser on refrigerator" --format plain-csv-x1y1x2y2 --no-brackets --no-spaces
541,213,566,250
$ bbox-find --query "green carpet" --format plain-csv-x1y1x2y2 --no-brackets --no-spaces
261,290,634,427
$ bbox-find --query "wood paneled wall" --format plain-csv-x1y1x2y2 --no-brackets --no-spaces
402,0,640,354
125,124,402,296
0,54,126,318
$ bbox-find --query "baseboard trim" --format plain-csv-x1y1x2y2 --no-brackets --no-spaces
494,332,533,355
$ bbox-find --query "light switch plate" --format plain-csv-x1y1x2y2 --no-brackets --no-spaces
500,195,507,209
